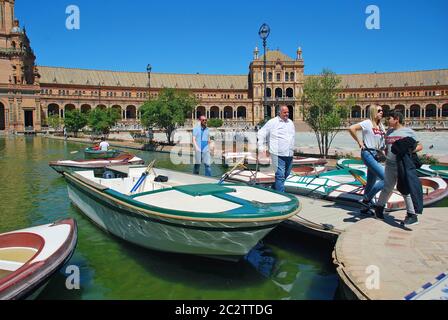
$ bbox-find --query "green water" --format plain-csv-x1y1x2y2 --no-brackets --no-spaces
0,136,339,300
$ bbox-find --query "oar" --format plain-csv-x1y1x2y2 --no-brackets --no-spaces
130,160,156,193
70,151,79,154
219,158,246,185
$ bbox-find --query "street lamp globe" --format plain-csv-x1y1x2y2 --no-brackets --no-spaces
258,23,270,40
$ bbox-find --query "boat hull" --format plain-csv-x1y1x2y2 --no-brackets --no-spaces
84,148,121,159
0,219,77,300
66,176,286,260
286,175,448,211
49,156,144,175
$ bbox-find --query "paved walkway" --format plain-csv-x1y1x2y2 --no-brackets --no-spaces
332,208,448,300
284,197,364,239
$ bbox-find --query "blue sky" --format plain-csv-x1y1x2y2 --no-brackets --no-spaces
16,0,448,75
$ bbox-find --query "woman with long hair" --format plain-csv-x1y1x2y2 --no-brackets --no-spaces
349,105,386,214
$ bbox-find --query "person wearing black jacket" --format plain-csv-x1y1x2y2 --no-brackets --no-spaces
374,111,423,227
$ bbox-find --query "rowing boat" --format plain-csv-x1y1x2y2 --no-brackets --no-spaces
49,153,145,175
84,147,122,159
285,169,448,210
0,219,77,300
224,166,327,185
64,166,301,261
417,165,448,180
222,152,327,168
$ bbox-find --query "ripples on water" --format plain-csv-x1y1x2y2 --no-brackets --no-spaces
0,136,339,300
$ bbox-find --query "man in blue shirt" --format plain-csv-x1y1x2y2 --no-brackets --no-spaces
192,116,212,176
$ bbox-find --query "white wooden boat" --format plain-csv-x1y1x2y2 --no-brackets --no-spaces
0,219,77,300
285,169,448,211
49,153,144,175
417,165,448,180
225,166,327,185
64,166,301,261
222,152,327,168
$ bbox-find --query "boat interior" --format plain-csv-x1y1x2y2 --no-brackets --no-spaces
74,167,294,214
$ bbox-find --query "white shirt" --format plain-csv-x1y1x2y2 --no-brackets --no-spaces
359,120,385,150
257,117,296,157
99,141,110,151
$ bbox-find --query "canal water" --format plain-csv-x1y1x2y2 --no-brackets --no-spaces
0,136,339,300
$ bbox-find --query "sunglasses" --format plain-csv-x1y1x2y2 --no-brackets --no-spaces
377,109,383,113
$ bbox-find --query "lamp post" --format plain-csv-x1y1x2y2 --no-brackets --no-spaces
147,64,152,99
259,23,270,121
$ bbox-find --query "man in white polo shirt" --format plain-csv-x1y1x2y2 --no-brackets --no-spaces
257,106,296,192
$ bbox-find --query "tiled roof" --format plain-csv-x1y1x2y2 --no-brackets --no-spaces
38,65,448,91
38,66,248,90
259,50,294,62
306,69,448,89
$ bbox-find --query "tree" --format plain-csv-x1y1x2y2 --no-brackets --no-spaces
87,108,120,136
302,69,352,158
140,88,198,145
47,115,63,130
208,118,223,128
64,110,88,137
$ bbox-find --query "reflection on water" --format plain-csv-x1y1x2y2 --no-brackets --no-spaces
0,136,339,300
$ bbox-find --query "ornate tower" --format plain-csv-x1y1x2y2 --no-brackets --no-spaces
0,0,40,133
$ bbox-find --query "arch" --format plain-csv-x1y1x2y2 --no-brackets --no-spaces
365,105,371,118
237,106,247,119
126,105,137,119
224,106,233,119
443,104,448,118
425,104,437,118
196,106,206,119
96,104,107,110
381,105,391,117
64,104,76,113
410,104,421,118
0,102,5,130
287,105,294,121
210,106,220,119
286,88,294,98
275,88,283,98
81,104,91,114
111,105,122,119
351,106,361,119
394,104,405,116
47,103,60,117
266,88,272,98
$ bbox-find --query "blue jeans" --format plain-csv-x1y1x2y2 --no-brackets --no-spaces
271,155,293,193
193,151,212,177
361,150,385,202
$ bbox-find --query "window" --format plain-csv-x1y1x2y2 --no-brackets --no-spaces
276,73,281,82
290,72,295,81
268,72,273,82
285,73,289,81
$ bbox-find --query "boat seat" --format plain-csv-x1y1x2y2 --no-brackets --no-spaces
0,248,37,263
0,269,13,279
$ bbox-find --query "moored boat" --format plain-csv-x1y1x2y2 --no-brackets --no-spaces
417,164,448,180
84,147,121,159
285,169,448,210
224,166,327,185
64,166,301,261
336,158,366,171
222,152,327,168
49,153,145,175
0,219,77,300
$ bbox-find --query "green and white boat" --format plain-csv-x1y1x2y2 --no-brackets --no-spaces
84,147,122,160
285,168,448,211
64,166,301,261
417,165,448,180
336,158,366,171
